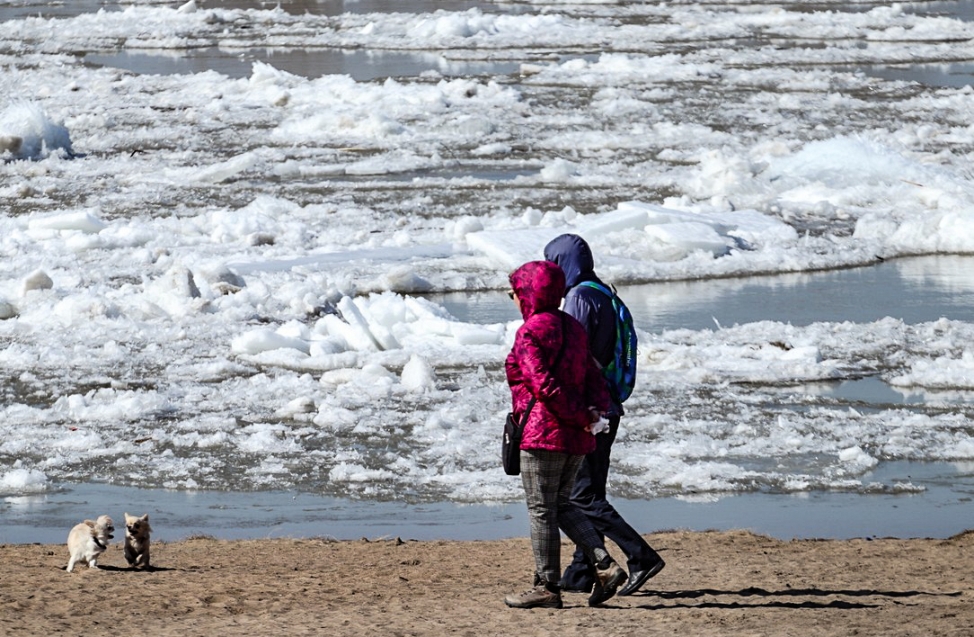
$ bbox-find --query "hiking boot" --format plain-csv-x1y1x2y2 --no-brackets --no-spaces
588,561,627,607
505,585,563,609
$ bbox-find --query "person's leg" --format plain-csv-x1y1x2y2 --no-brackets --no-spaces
555,454,627,606
505,449,566,609
554,454,607,564
569,416,663,574
560,454,600,591
521,449,568,587
512,448,627,608
561,416,615,591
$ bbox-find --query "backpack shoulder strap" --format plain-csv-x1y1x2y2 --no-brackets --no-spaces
577,280,614,298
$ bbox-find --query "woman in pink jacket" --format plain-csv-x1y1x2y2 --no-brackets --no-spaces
504,260,627,609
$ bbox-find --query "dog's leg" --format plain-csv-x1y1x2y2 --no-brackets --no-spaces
66,557,77,572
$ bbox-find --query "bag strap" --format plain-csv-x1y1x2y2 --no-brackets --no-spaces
517,397,537,427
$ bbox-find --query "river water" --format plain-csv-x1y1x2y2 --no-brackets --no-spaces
430,255,974,332
2,1,973,544
2,0,954,88
4,255,973,544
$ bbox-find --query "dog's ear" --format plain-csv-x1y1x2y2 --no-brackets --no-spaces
141,514,149,521
84,520,96,528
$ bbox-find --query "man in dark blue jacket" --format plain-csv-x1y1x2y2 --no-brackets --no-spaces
544,233,665,597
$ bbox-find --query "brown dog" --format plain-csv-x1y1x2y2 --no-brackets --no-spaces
123,512,152,569
66,515,114,572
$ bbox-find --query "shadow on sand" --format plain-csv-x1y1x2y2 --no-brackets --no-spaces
613,586,963,610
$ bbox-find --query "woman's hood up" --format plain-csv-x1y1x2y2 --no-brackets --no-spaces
509,261,565,319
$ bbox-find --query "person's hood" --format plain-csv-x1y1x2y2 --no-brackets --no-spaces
543,233,594,290
509,261,565,320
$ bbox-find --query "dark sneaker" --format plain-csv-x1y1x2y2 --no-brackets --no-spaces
588,561,627,606
505,585,563,609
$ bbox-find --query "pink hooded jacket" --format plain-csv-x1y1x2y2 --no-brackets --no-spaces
505,261,610,456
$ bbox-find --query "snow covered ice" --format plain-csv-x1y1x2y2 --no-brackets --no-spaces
1,1,974,518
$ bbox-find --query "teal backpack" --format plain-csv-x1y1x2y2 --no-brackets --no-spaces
578,281,638,403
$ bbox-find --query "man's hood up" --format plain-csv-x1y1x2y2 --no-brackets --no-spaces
543,233,594,290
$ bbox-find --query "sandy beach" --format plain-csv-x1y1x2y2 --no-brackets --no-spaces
1,529,970,636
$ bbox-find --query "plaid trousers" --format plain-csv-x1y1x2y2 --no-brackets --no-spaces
520,448,608,586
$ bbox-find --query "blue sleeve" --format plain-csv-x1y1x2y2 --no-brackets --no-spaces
562,290,597,337
564,287,616,369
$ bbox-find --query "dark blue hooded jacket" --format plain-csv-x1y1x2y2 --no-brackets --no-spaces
543,233,622,413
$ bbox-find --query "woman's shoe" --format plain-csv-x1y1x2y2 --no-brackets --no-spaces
505,585,563,609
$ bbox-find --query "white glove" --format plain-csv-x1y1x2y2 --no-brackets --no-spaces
590,415,609,435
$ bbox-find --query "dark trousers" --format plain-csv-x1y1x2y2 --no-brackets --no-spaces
560,415,662,591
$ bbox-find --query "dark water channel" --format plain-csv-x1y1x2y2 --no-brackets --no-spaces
82,48,525,82
82,49,974,88
0,0,494,20
4,0,957,87
430,255,974,332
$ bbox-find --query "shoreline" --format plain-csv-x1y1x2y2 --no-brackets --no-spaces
3,530,971,636
3,474,971,545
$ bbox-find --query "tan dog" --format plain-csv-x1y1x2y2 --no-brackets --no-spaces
123,512,152,569
66,515,114,572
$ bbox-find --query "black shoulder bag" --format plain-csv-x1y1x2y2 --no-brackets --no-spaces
502,397,535,476
502,315,568,476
